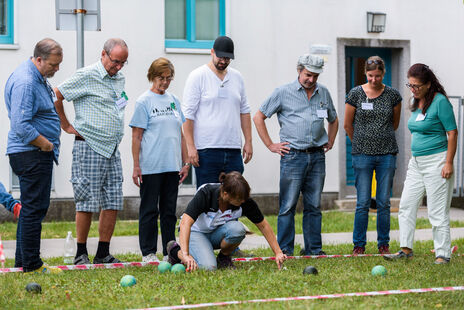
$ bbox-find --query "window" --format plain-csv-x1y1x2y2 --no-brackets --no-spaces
0,0,14,44
180,167,196,187
165,0,225,49
10,168,55,192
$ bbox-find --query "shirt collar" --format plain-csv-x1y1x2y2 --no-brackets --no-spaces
294,78,319,94
97,60,120,79
27,58,46,83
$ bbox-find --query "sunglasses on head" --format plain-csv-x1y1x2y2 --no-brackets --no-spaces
366,59,383,65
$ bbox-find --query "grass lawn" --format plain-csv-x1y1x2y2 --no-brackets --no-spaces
1,239,463,309
1,210,463,240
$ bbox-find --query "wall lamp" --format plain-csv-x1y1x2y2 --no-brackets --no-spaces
367,12,386,33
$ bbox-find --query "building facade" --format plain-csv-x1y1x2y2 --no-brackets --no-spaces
1,0,463,208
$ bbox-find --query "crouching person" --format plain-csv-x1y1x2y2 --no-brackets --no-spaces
167,171,286,271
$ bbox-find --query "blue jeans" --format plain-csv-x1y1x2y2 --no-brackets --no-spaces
195,148,244,188
9,150,54,271
0,181,19,212
278,150,326,255
189,221,246,270
352,154,396,248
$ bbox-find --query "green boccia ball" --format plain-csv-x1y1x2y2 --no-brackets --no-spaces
303,266,318,275
25,282,42,294
120,275,137,287
158,261,172,273
171,263,186,274
371,265,387,276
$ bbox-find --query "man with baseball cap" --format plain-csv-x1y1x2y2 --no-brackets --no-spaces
253,54,339,256
182,36,252,187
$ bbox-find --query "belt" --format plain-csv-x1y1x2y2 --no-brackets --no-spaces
75,135,85,141
291,147,323,153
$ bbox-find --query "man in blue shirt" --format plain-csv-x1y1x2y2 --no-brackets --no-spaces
5,38,63,273
253,54,339,256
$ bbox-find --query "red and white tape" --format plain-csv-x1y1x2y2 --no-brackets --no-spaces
0,254,386,274
0,261,160,274
1,252,462,274
135,286,464,310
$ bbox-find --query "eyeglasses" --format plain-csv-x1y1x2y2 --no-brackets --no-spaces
405,83,424,91
366,59,383,65
106,53,128,66
156,76,173,82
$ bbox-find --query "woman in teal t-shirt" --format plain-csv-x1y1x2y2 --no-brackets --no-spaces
385,64,457,264
130,58,190,263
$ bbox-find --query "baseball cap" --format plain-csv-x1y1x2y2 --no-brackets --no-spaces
298,54,324,73
213,36,235,59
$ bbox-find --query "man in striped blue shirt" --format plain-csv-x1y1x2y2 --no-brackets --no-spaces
54,38,129,265
253,54,339,256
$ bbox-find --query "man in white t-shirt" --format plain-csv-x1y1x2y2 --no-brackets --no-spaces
182,36,252,188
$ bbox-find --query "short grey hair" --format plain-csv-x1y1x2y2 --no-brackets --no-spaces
103,38,128,55
297,64,305,72
33,38,62,60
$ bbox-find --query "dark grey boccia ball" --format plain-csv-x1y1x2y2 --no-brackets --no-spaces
303,266,318,275
25,282,42,294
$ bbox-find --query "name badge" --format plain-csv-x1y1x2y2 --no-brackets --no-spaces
415,113,426,121
218,86,228,98
362,102,373,110
316,109,328,118
115,97,128,109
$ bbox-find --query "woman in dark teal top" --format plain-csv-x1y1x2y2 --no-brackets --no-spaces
385,64,457,265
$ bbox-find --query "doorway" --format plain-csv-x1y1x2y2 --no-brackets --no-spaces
345,47,392,187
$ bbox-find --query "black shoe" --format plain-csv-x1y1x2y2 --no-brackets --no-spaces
93,254,122,264
217,252,236,269
167,240,181,265
282,250,293,256
231,248,255,258
74,254,91,265
384,250,414,261
434,256,450,264
314,250,327,256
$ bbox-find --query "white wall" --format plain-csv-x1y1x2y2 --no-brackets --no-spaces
1,0,463,198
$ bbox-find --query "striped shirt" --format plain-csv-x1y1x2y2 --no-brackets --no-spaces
259,79,337,149
58,61,126,158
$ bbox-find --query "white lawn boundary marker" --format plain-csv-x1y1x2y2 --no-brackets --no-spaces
134,286,464,310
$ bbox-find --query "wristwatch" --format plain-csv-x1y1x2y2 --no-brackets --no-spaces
183,162,191,167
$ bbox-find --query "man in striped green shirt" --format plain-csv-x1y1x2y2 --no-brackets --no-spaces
54,38,129,265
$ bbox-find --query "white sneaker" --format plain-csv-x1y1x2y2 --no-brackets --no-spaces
163,255,169,262
142,253,160,263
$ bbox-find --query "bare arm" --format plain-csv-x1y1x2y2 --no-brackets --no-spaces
253,110,290,156
182,119,199,167
393,102,402,130
178,214,198,271
325,117,339,152
179,131,190,184
131,127,144,187
53,88,80,136
442,129,458,179
240,113,253,164
343,104,356,141
255,219,287,269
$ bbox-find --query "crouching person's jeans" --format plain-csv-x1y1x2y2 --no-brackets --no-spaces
189,221,246,270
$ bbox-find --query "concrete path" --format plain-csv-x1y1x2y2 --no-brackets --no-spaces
3,207,464,259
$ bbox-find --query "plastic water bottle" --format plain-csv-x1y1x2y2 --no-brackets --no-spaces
63,231,76,265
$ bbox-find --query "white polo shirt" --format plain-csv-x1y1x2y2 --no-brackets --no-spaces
182,64,250,150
